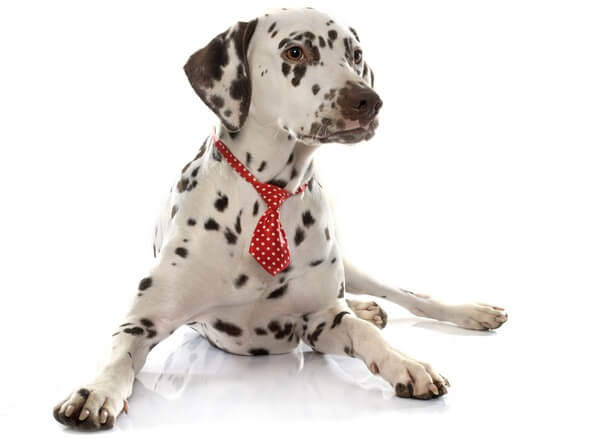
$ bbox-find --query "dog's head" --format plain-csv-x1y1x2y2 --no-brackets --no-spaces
184,8,381,145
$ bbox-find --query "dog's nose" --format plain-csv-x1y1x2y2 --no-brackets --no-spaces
350,89,383,122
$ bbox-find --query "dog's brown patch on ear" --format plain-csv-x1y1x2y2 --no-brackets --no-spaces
184,19,258,132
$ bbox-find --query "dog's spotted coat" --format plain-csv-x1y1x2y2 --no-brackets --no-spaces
53,8,507,431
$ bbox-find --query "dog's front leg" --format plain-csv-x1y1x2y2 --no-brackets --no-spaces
302,302,449,399
53,261,193,430
343,259,508,330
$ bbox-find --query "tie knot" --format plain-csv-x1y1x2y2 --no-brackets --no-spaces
258,184,290,209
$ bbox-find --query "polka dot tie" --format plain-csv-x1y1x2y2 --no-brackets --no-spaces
213,134,308,276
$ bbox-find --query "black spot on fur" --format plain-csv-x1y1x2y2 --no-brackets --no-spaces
253,201,259,216
328,30,337,41
210,95,224,108
291,64,307,87
290,167,298,179
331,311,350,329
325,227,331,240
235,274,248,288
249,348,269,356
267,178,287,189
146,329,157,338
258,161,267,172
214,192,229,212
281,265,293,273
278,38,291,49
78,389,90,398
224,227,237,244
294,227,305,246
246,152,252,166
176,178,189,193
307,322,326,346
312,84,320,95
282,62,291,77
268,320,281,333
235,210,243,234
213,319,242,337
302,210,316,227
276,322,294,339
338,282,345,298
204,218,220,231
140,318,154,327
175,247,188,258
138,277,152,291
331,257,337,264
267,284,288,299
124,327,144,336
319,36,326,47
255,327,268,336
349,27,360,42
309,260,323,267
268,22,277,33
287,152,294,164
188,218,197,226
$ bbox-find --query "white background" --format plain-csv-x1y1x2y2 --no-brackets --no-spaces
1,0,599,436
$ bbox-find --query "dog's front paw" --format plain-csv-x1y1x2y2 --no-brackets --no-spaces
346,299,388,328
53,385,126,431
371,350,449,400
450,303,508,330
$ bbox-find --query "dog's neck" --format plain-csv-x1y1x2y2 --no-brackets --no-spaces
216,117,318,193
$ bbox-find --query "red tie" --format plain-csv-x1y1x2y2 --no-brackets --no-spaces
213,134,308,276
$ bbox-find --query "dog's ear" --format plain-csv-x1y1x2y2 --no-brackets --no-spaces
184,20,258,132
362,62,375,88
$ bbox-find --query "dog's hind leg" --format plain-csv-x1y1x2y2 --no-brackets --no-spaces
302,301,448,399
343,259,508,330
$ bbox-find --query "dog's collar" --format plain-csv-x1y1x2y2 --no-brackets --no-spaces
212,133,308,276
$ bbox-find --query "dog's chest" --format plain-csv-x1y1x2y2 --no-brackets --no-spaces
158,154,343,314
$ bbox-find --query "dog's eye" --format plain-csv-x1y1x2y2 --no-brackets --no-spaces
354,49,362,64
284,46,305,62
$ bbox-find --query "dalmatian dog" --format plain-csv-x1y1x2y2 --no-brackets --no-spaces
53,8,508,431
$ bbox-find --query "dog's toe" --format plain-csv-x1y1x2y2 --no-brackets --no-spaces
346,299,388,329
53,386,124,431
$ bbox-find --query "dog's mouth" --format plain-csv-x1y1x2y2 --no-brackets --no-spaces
316,118,379,144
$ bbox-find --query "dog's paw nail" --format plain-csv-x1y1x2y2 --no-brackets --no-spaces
123,400,129,415
429,383,439,395
65,405,74,417
440,374,450,387
100,408,108,424
78,408,90,421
